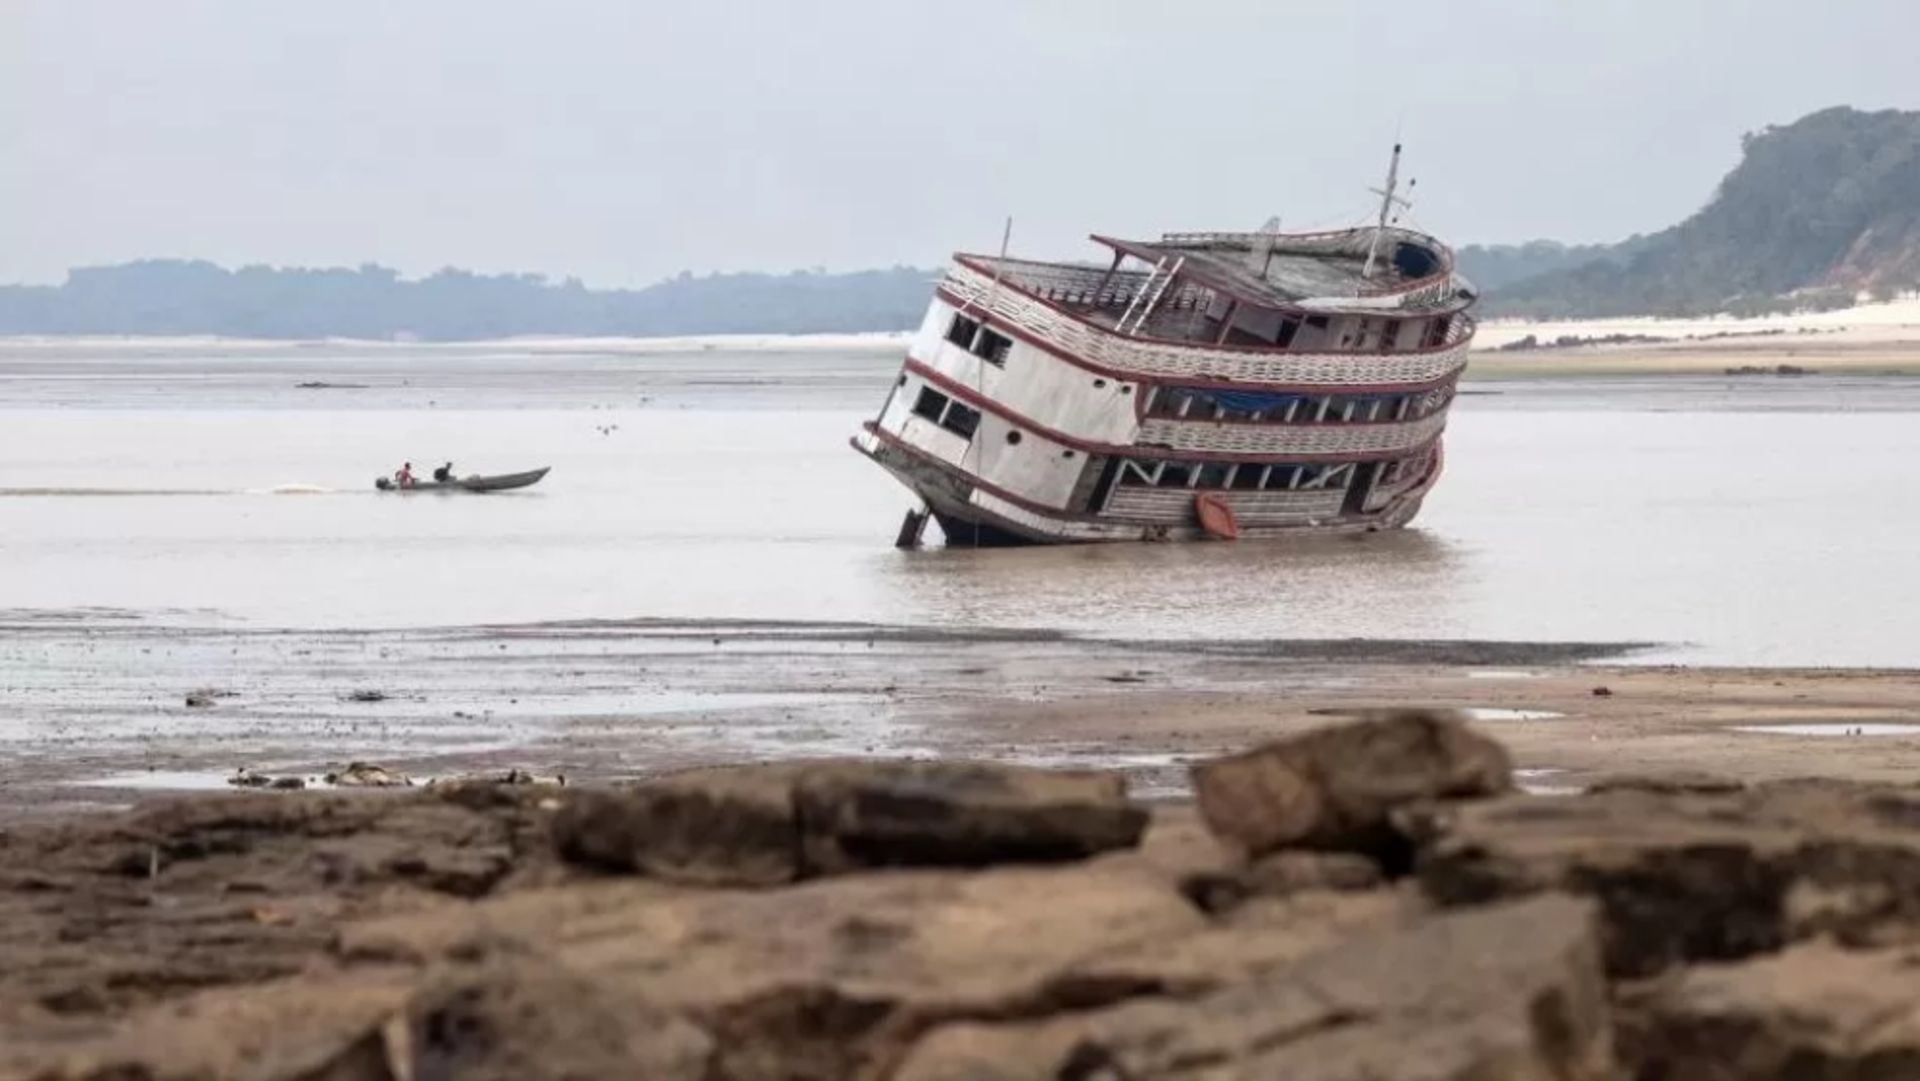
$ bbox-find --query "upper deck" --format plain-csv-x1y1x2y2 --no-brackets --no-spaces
1094,226,1467,315
937,224,1475,386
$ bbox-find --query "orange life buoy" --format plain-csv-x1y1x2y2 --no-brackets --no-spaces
1194,492,1240,540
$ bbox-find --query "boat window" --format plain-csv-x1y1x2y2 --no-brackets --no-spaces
939,401,981,439
946,313,981,350
1230,465,1264,490
1392,242,1438,280
1157,463,1193,488
972,327,1013,367
912,386,949,422
1304,315,1331,330
1195,463,1232,489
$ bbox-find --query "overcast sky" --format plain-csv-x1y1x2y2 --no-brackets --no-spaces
3,0,1915,286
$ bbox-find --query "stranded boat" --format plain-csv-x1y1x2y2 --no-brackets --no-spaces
373,467,550,492
853,148,1475,546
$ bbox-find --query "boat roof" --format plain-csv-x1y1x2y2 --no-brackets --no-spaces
1091,228,1456,312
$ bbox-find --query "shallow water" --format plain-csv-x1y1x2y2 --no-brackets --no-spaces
1731,724,1920,737
3,339,1919,666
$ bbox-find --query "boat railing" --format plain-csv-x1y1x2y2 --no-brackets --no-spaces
943,260,1473,387
985,260,1212,314
1155,226,1459,303
1136,410,1449,457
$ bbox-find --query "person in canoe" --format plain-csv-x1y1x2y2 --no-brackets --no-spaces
432,461,455,483
394,462,416,489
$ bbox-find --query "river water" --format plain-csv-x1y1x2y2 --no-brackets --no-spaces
3,338,1917,666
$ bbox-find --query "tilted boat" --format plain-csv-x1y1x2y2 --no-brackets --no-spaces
853,147,1475,545
373,467,549,492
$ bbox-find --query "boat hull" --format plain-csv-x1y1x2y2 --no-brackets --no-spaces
855,220,1471,547
854,428,1425,546
375,467,550,493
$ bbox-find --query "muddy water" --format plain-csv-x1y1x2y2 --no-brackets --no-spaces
3,340,1919,666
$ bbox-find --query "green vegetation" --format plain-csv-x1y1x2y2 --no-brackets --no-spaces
1477,106,1920,318
0,262,939,341
1454,239,1636,291
2,107,1914,337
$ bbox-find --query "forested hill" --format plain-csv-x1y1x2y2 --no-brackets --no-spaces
1468,106,1920,318
0,263,939,341
5,106,1915,336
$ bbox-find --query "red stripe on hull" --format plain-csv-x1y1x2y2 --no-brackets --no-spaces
932,286,1467,397
902,359,1437,467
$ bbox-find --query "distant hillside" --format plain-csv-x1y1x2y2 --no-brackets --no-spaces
1480,106,1920,318
1454,240,1626,292
1455,236,1660,292
0,262,939,341
9,106,1915,337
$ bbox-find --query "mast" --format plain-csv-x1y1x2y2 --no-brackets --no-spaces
1362,143,1412,280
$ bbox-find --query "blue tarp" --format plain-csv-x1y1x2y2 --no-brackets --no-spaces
1204,390,1302,412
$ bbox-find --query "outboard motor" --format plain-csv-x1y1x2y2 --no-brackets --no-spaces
374,476,393,491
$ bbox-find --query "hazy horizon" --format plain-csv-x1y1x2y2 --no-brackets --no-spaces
5,0,1916,288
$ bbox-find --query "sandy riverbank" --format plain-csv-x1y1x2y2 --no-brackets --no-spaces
8,614,1918,821
1467,296,1920,377
1467,337,1920,378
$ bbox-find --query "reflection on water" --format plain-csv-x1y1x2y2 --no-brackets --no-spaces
2,341,1917,666
886,530,1466,639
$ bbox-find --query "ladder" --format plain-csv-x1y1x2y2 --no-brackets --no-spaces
1117,256,1186,337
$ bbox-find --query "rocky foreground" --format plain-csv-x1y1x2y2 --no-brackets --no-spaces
6,712,1920,1080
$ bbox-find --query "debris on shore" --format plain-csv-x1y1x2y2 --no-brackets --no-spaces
6,710,1919,1079
227,768,305,791
323,762,413,788
1724,362,1811,376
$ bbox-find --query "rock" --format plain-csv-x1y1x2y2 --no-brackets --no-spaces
793,760,1146,873
228,768,309,791
11,960,715,1081
1101,802,1241,884
553,766,803,887
326,762,412,788
1591,685,1613,697
1063,886,1423,993
1417,780,1920,977
0,790,554,1030
1587,770,1743,796
7,969,419,1081
1619,942,1920,1079
343,689,389,703
229,767,272,788
185,687,237,708
340,861,1209,1079
890,895,1614,1081
1184,849,1386,912
1191,710,1512,861
551,760,1148,886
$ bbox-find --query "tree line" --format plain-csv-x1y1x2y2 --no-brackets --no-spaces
0,262,940,340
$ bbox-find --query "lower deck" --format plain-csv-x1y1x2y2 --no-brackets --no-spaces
854,424,1432,545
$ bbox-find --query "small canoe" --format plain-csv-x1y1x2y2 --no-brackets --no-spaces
1194,492,1240,540
375,467,550,493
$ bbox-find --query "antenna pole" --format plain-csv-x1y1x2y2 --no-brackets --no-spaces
1362,143,1404,281
984,215,1013,312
